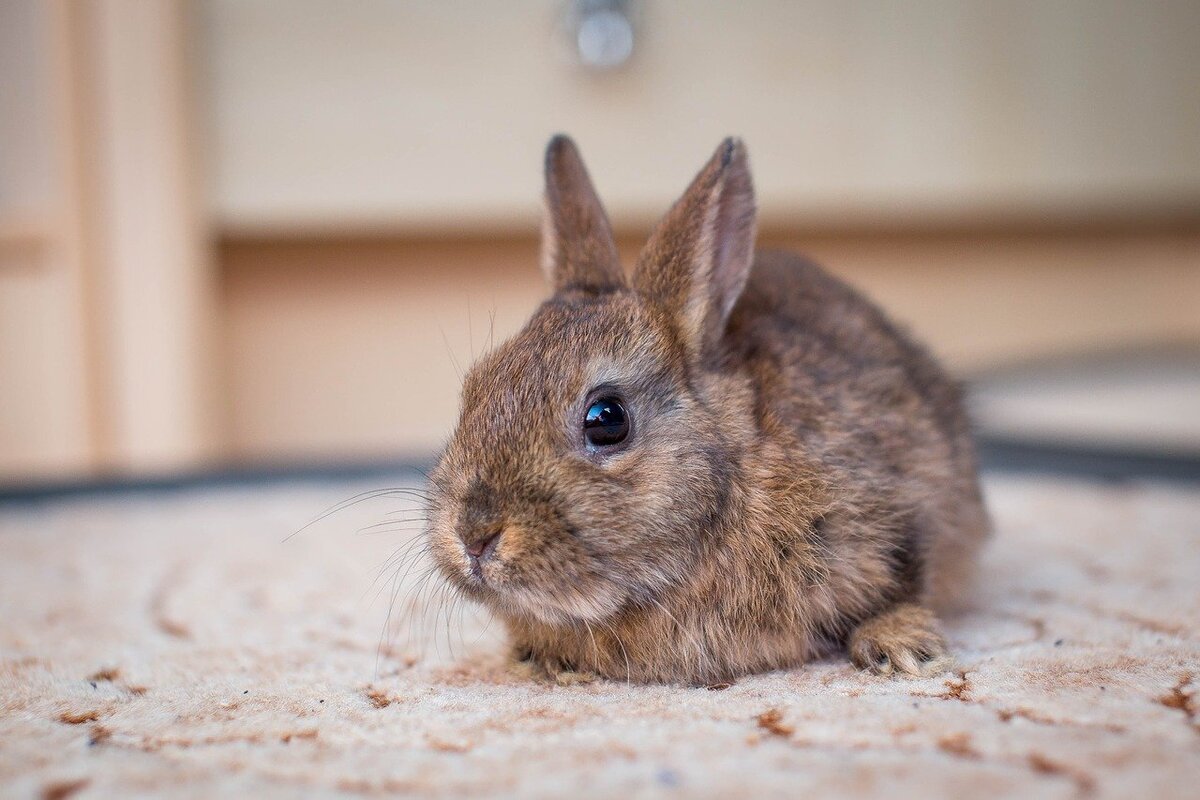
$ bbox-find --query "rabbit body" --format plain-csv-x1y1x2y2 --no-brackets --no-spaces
426,136,988,684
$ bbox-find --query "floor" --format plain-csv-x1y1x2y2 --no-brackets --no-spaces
1,473,1198,798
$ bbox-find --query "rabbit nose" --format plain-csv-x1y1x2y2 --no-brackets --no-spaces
464,529,502,562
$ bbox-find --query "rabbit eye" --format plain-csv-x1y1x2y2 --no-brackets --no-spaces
583,396,629,448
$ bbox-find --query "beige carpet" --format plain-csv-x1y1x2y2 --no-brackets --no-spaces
1,474,1198,799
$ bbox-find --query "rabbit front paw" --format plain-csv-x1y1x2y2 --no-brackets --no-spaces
510,645,598,686
848,603,953,677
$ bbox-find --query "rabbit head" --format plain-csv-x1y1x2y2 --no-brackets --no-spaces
427,135,758,627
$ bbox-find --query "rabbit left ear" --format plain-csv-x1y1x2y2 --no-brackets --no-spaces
633,138,757,362
541,135,625,295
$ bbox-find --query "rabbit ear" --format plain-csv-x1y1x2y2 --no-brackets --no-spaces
541,135,624,294
633,138,756,361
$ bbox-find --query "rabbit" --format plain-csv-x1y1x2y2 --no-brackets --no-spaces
424,134,989,684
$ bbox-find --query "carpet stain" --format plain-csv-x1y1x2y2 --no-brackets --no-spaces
58,710,101,725
148,566,191,639
427,734,473,753
1158,673,1196,730
1027,753,1097,796
40,778,89,800
936,732,979,759
756,709,794,738
88,724,112,746
996,706,1126,734
923,670,971,702
85,667,150,698
364,686,394,709
998,706,1052,724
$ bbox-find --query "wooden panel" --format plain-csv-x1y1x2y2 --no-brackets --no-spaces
0,0,56,218
1,1,223,482
0,1,93,481
73,0,223,473
220,229,1200,462
790,230,1200,369
220,237,547,462
0,249,92,479
198,0,1200,235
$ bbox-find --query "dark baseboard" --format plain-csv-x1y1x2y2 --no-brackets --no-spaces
1,439,1196,505
975,436,1200,484
0,459,434,505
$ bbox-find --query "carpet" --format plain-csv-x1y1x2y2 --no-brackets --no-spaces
1,473,1198,798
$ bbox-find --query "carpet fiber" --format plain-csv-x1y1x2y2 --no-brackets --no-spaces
1,474,1198,798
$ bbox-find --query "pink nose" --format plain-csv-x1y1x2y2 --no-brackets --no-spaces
465,530,501,561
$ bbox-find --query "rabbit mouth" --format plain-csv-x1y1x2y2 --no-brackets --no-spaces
465,556,498,588
457,559,626,626
432,518,629,625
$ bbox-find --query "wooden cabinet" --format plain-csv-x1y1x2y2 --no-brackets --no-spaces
0,1,217,482
200,0,1200,234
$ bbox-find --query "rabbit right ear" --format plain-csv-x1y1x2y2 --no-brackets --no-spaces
541,135,624,295
632,138,756,363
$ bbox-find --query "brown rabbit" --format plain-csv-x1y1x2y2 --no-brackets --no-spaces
425,135,989,684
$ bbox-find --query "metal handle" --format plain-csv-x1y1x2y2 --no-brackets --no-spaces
564,0,636,72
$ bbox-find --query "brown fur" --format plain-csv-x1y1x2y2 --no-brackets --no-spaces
425,136,989,684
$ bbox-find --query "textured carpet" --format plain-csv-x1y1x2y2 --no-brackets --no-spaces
1,474,1198,799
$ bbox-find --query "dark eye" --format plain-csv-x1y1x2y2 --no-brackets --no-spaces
583,396,630,448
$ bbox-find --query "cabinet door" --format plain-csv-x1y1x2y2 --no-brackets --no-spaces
1,1,218,483
0,0,92,481
201,0,1200,234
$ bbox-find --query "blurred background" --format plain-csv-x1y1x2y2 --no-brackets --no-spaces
1,0,1198,488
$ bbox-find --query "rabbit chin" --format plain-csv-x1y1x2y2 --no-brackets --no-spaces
484,576,627,628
